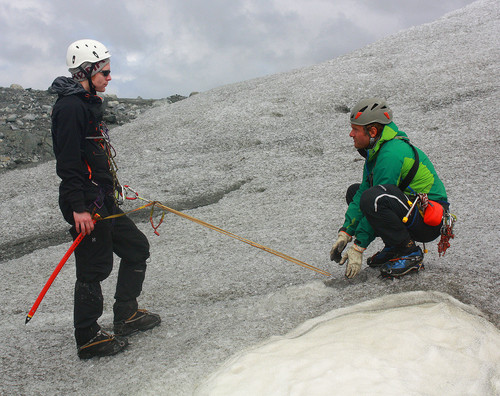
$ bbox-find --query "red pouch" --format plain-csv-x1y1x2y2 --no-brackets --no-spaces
424,200,444,226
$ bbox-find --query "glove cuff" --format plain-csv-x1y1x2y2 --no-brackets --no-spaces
339,230,353,241
353,244,366,253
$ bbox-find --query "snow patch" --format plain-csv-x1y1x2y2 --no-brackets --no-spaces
196,291,500,396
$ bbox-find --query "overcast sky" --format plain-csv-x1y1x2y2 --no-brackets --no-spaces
0,0,476,99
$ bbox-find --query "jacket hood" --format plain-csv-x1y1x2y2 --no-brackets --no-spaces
50,76,88,97
365,122,408,162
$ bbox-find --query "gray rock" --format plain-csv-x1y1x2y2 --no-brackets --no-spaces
23,113,38,121
0,85,189,172
107,100,120,108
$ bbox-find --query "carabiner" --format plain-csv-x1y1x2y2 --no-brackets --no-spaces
123,185,139,200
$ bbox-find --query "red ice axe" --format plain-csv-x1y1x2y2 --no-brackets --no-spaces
25,227,91,324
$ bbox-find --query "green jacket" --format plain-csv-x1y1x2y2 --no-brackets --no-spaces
343,122,448,248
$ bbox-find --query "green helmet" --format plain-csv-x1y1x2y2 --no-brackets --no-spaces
350,98,392,125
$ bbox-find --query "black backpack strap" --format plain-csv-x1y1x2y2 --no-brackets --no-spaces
398,143,419,192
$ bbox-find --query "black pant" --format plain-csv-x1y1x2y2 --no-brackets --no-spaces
70,201,150,345
347,183,442,247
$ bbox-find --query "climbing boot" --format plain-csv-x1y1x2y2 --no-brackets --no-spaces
367,245,398,267
380,246,424,278
113,309,161,336
77,330,128,359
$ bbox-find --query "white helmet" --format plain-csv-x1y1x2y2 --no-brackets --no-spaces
66,39,111,68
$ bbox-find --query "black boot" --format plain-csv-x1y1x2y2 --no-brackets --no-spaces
77,330,128,359
113,309,161,336
366,245,398,267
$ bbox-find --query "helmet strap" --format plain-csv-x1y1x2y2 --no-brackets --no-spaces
368,135,380,149
78,65,97,95
364,124,382,149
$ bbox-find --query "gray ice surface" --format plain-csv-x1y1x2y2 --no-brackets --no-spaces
0,0,498,394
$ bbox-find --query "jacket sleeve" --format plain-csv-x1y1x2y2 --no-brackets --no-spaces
343,176,377,248
52,98,88,214
342,163,370,238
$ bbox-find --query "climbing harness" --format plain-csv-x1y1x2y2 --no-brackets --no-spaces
402,193,430,224
402,193,455,256
403,193,444,226
402,195,421,224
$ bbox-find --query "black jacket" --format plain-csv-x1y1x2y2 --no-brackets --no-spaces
51,76,114,224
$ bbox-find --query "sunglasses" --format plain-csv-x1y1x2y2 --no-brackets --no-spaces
99,70,111,77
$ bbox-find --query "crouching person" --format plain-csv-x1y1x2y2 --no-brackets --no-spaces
330,98,449,278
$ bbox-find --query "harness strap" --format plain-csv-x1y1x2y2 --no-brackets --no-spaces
398,143,419,192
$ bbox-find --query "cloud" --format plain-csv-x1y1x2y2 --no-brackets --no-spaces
0,0,477,98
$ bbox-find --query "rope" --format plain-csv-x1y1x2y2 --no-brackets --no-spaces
105,186,332,277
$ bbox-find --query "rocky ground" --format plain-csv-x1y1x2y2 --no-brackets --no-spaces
0,84,188,172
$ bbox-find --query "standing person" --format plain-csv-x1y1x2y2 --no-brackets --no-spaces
330,97,449,279
51,39,161,359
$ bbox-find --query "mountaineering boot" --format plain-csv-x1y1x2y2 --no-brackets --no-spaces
77,330,128,359
367,245,398,267
113,309,161,336
380,241,424,278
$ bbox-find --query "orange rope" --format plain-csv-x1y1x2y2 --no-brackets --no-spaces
124,189,331,277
